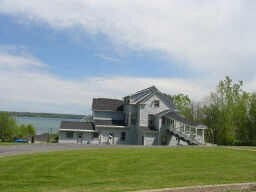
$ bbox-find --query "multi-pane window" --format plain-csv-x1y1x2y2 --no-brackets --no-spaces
154,100,160,107
66,131,74,139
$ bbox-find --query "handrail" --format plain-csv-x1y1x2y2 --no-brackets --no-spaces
169,127,201,145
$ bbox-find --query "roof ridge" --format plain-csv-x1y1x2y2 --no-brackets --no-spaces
93,98,122,101
129,86,158,96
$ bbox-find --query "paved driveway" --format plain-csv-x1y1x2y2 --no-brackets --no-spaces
0,143,133,157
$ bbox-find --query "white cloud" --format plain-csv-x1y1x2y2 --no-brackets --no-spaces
94,54,121,63
1,1,256,113
0,49,213,113
0,0,256,81
1,50,256,114
0,45,46,70
0,53,45,69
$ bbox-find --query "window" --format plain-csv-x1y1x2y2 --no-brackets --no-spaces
154,100,160,107
131,113,137,125
93,132,99,138
148,114,154,129
162,117,166,125
125,96,130,104
66,131,74,139
197,129,203,136
140,104,145,109
121,132,126,141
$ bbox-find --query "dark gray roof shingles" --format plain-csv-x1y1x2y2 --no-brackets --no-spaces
92,98,124,111
60,121,95,130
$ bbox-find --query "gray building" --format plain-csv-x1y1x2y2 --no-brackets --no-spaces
59,86,207,145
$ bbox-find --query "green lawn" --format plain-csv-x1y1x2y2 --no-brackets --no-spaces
0,142,21,145
0,147,255,192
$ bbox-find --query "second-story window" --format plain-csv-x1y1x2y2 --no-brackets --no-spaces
154,100,160,107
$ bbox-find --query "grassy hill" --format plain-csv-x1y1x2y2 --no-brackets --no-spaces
0,147,255,192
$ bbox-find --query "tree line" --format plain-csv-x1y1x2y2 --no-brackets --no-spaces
0,112,36,142
171,76,256,146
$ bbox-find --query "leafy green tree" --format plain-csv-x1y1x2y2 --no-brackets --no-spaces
247,93,256,145
171,93,193,120
0,112,17,141
14,124,36,140
204,76,246,145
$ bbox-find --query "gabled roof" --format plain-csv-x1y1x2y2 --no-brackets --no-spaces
129,86,158,103
126,86,176,109
60,121,95,130
92,98,123,111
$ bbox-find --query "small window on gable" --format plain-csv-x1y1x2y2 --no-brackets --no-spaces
154,100,160,107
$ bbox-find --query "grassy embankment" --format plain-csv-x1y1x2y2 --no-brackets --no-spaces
0,142,22,145
0,147,255,192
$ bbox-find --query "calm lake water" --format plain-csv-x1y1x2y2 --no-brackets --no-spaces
15,116,81,135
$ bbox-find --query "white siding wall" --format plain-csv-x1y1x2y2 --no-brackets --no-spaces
59,131,98,144
139,95,169,127
143,132,158,145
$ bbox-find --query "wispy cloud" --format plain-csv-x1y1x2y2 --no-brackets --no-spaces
0,45,46,70
0,45,214,113
0,53,45,69
95,54,121,63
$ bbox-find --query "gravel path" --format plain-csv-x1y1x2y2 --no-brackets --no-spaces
135,182,256,192
224,146,256,152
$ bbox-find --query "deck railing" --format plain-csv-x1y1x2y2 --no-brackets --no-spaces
169,127,201,145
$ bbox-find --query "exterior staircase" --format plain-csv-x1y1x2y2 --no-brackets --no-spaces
169,128,201,145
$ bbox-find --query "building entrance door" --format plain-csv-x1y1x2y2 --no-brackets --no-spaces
77,134,83,144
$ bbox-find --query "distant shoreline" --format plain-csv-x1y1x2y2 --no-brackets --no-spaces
2,111,85,119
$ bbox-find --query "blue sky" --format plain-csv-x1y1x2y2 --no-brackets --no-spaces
1,15,187,79
0,1,256,114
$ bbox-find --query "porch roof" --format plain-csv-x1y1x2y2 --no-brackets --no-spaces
94,119,125,126
163,111,207,129
60,121,95,131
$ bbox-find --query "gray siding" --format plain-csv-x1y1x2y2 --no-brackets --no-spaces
139,95,169,127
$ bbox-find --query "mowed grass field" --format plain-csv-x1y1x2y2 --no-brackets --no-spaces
0,147,255,192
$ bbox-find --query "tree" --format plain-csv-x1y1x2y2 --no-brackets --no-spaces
171,93,193,120
204,76,245,145
0,112,17,141
247,93,256,145
14,124,36,140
